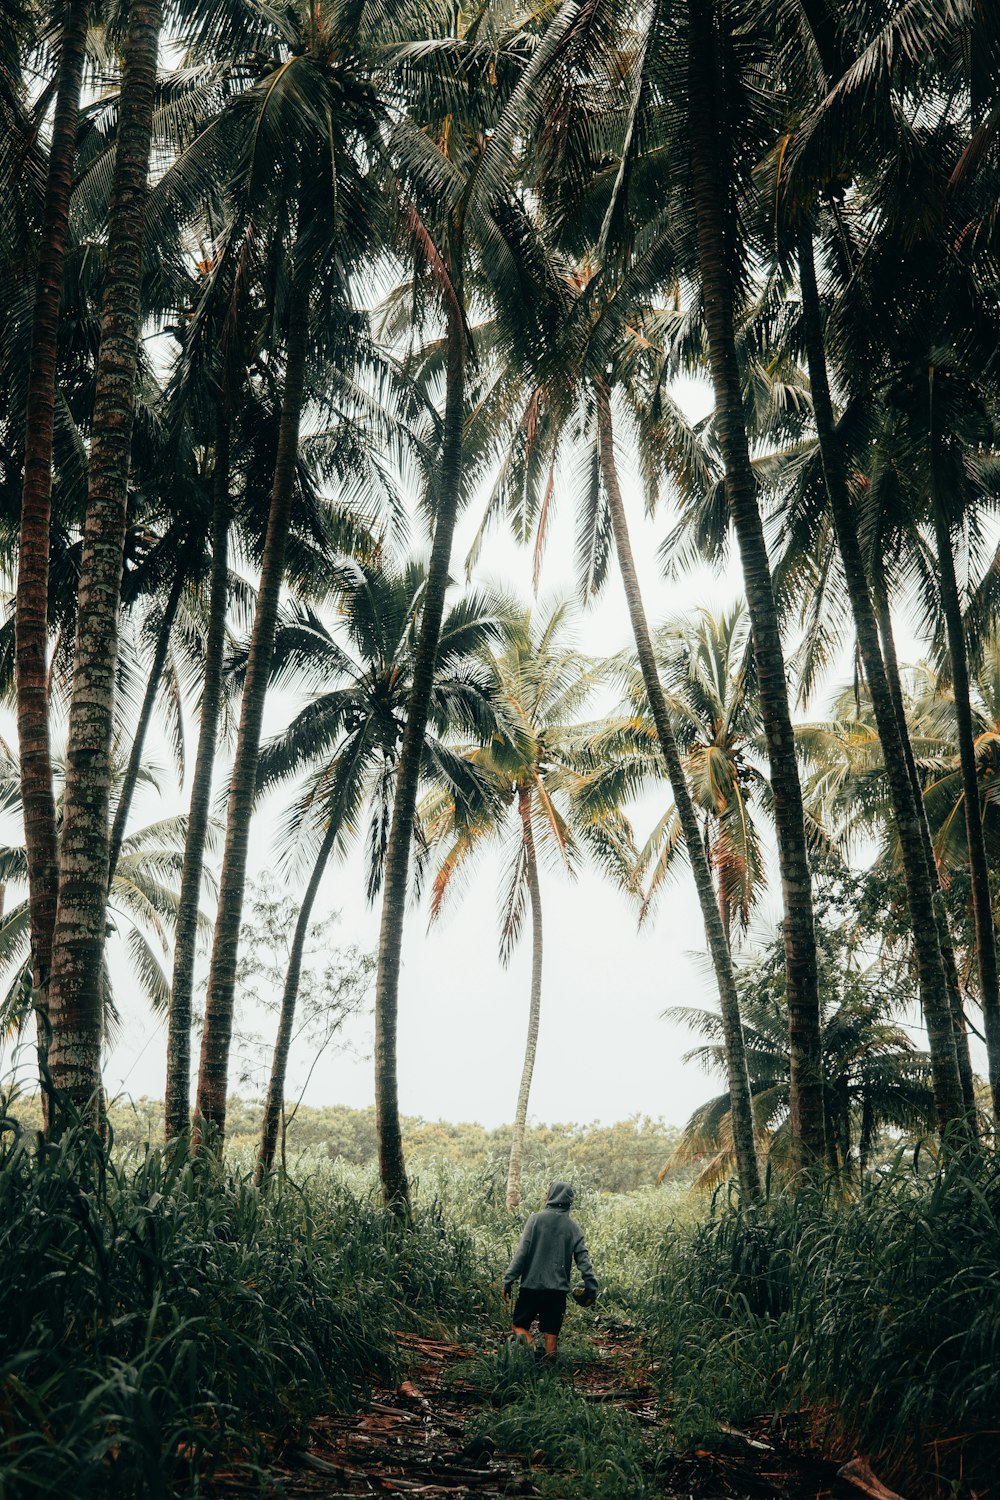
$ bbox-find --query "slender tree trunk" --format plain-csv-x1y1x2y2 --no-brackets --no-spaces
596,385,761,1199
107,563,186,881
45,0,163,1124
374,288,466,1214
17,0,91,1111
506,789,544,1211
688,0,825,1173
873,562,978,1117
164,428,230,1140
256,821,338,1185
933,509,1000,1118
798,231,967,1131
194,282,309,1142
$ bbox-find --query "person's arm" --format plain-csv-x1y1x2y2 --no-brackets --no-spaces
573,1231,599,1294
503,1215,536,1294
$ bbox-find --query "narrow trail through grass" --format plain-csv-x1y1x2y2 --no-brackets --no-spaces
247,1321,873,1500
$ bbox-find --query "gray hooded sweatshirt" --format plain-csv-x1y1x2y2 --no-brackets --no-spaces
503,1181,599,1295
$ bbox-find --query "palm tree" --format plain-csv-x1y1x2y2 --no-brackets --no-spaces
742,220,975,1132
892,363,1000,1128
0,744,209,1058
489,0,791,1188
46,0,165,1122
167,0,401,1144
620,606,770,946
421,600,638,1210
758,0,983,1132
682,0,825,1172
369,5,565,1210
15,0,91,1078
460,192,763,1192
164,414,231,1141
781,81,1000,1125
668,876,936,1188
802,654,1000,1118
249,560,511,1183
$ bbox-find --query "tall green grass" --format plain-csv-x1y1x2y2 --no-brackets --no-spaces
0,1122,486,1497
650,1147,1000,1494
4,1110,995,1500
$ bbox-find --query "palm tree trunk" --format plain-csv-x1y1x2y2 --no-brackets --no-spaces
374,287,466,1214
164,426,230,1140
107,563,186,881
45,0,163,1124
933,508,1000,1119
873,559,978,1117
256,820,338,1186
596,384,761,1200
194,280,309,1142
506,788,544,1212
688,0,824,1173
17,0,91,1110
798,230,967,1131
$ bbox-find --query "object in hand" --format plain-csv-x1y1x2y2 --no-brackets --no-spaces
572,1286,596,1308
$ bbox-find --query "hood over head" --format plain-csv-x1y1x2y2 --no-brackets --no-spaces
545,1180,575,1210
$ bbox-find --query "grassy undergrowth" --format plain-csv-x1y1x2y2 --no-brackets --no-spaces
2,1116,998,1499
652,1147,1000,1495
458,1337,663,1500
0,1125,486,1498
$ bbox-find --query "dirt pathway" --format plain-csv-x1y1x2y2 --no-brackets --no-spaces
222,1327,880,1499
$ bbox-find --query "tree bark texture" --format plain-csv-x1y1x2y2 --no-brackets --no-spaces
506,788,544,1212
195,283,309,1142
874,568,978,1119
256,820,338,1185
16,0,91,1104
688,0,825,1172
46,0,163,1123
374,292,466,1214
108,562,186,881
164,424,230,1140
596,383,761,1200
798,231,967,1131
933,508,1000,1119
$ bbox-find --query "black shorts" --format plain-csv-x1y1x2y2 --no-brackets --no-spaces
511,1287,567,1336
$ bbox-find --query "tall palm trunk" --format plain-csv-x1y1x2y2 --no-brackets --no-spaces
873,562,978,1117
195,282,309,1141
165,427,230,1139
374,285,466,1213
45,0,163,1123
17,0,91,1105
506,788,543,1211
107,562,186,881
596,385,761,1199
798,231,967,1131
688,0,825,1172
256,820,338,1186
933,507,1000,1118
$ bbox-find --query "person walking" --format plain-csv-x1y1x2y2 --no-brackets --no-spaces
503,1180,599,1363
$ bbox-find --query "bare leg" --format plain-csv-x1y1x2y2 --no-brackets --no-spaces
542,1333,558,1363
512,1324,533,1345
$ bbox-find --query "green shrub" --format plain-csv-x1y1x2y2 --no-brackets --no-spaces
0,1125,485,1497
649,1148,1000,1493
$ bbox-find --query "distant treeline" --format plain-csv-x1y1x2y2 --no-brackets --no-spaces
4,1095,683,1195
